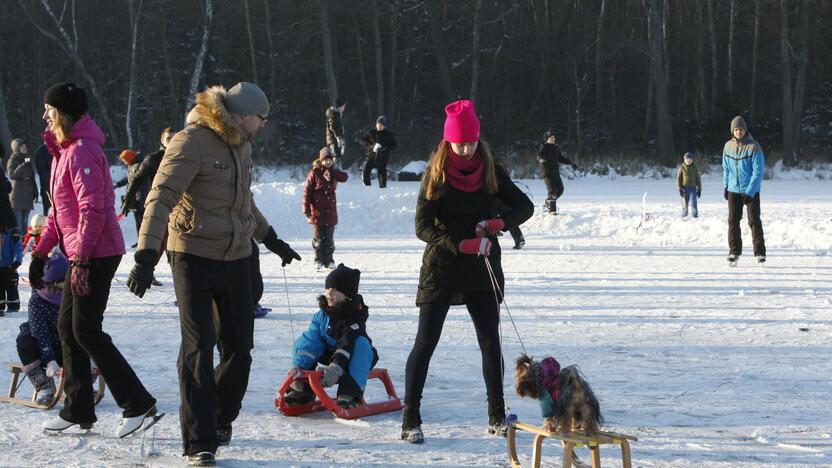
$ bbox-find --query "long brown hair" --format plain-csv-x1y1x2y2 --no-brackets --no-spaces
422,139,498,200
52,109,77,144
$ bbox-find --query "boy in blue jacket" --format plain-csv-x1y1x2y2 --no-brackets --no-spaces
722,116,766,264
285,264,378,408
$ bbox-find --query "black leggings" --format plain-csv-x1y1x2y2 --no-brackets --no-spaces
404,293,504,405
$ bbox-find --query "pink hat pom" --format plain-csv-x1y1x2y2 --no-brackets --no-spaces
443,99,480,143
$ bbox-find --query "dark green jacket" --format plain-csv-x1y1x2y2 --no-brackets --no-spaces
676,163,701,190
415,165,533,305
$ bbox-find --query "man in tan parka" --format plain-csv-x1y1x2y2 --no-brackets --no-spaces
126,82,300,465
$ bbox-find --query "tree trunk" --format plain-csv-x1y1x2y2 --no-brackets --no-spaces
243,0,258,82
371,0,384,115
426,3,455,102
749,0,761,123
781,0,810,165
470,0,483,102
125,0,143,149
185,0,213,117
595,0,607,118
387,0,399,121
706,0,719,117
319,0,339,104
728,0,737,98
644,0,675,164
353,14,373,122
0,84,12,161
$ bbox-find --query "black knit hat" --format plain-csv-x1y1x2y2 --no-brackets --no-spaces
325,264,361,299
335,97,346,108
44,82,88,120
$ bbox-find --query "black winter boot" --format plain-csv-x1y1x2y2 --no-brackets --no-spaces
401,403,424,444
487,398,508,437
216,424,232,446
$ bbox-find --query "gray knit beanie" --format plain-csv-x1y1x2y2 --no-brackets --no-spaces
730,116,747,133
224,82,269,116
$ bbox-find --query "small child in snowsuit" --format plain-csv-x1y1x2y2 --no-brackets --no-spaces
22,213,47,255
303,147,349,270
676,152,702,218
284,264,379,409
16,252,69,404
0,225,23,314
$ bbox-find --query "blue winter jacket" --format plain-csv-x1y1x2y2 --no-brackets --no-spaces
722,133,765,197
292,295,374,371
0,231,23,267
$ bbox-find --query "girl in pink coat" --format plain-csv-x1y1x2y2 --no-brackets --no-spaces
31,82,159,438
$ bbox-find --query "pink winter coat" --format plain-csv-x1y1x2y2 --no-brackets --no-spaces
34,115,126,260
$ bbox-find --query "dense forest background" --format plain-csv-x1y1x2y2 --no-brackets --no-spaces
1,0,830,176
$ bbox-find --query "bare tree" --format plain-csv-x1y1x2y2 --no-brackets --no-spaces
470,0,483,102
22,0,122,146
387,0,399,121
426,3,455,102
0,84,12,161
243,0,258,82
595,0,608,118
185,0,213,116
125,0,144,149
644,0,676,163
706,0,719,116
371,0,384,114
728,0,737,97
780,0,810,165
320,0,339,104
749,0,761,123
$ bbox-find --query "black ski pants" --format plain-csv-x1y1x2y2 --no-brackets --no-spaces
727,192,766,257
312,225,335,266
404,292,504,406
249,239,263,305
0,266,20,312
58,255,155,424
170,252,254,456
362,157,388,188
543,172,564,211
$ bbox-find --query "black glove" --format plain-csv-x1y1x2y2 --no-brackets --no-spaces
11,261,20,272
742,194,754,205
262,227,301,267
696,189,701,198
29,253,46,289
571,163,578,170
679,189,685,197
724,189,729,200
126,249,157,298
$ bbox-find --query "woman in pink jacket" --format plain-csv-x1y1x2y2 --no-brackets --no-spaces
29,82,159,437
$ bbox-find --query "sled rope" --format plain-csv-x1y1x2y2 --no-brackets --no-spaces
484,257,527,355
281,267,296,344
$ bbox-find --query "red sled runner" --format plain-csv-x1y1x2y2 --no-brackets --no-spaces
275,368,403,420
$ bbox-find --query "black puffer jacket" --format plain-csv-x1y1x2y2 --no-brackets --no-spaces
360,129,397,166
322,294,375,369
537,143,574,177
123,146,165,211
415,165,533,305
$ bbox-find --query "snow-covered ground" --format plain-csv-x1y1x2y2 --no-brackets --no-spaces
1,172,830,467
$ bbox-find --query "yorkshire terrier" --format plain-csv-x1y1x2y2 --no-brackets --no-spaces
514,354,603,434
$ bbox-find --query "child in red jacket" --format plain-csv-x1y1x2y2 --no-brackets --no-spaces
303,147,348,270
22,213,47,255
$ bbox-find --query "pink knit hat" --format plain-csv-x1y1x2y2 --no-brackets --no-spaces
443,100,480,143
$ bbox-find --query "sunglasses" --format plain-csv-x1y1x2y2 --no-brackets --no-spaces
254,114,268,124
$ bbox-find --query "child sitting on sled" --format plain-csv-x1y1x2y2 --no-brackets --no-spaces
16,251,68,405
284,264,379,409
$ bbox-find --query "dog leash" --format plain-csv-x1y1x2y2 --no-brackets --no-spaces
484,256,527,354
281,267,296,346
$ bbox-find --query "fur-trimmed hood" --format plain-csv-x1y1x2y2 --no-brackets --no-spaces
186,86,245,148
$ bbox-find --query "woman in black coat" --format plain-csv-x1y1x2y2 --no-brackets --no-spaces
401,100,533,444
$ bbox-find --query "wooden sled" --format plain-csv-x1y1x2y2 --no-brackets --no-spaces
0,362,106,410
507,420,637,468
274,368,403,420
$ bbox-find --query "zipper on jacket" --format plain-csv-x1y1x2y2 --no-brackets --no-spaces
223,145,238,260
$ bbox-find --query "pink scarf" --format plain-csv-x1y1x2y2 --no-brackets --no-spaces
445,151,483,192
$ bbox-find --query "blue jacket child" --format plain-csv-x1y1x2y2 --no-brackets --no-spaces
287,264,378,408
0,226,24,313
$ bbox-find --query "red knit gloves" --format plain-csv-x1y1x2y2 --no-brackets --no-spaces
475,218,504,237
459,238,492,256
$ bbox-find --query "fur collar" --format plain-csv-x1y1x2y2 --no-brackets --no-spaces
186,85,244,147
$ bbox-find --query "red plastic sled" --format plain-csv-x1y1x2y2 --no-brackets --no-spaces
274,368,403,420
